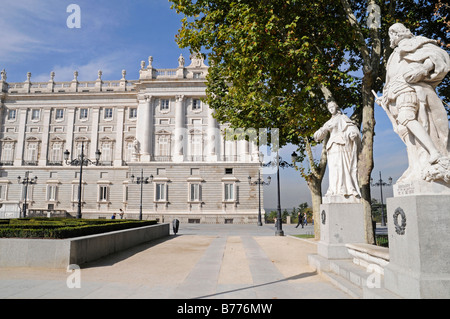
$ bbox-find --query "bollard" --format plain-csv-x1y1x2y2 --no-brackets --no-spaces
172,219,180,235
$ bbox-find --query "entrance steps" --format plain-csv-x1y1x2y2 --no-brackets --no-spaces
308,244,402,299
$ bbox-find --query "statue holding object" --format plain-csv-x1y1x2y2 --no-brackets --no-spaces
375,23,450,184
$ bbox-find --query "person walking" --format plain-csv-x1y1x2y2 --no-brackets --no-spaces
295,211,304,228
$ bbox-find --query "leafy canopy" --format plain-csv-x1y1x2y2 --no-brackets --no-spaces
171,0,361,150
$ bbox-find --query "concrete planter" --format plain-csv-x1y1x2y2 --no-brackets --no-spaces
0,223,169,269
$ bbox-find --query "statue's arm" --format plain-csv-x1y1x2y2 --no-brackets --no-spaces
403,58,434,83
314,122,331,142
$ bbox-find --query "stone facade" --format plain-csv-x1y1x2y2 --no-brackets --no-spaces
0,54,261,223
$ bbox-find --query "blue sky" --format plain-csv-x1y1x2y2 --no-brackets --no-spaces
0,0,408,209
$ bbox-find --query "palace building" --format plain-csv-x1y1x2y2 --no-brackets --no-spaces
0,54,262,223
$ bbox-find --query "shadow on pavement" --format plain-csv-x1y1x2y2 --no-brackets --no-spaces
80,234,180,269
195,271,318,299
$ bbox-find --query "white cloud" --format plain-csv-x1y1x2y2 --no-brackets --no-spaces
31,50,140,82
0,1,129,63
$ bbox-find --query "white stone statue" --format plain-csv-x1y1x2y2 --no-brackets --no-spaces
376,23,450,184
132,138,140,161
178,54,185,68
314,101,362,203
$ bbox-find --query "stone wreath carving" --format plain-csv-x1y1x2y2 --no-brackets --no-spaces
393,207,407,235
321,210,326,225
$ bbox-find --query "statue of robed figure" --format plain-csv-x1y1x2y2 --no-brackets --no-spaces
314,101,362,203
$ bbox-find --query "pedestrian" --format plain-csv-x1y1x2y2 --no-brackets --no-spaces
119,209,124,219
295,211,304,228
304,214,308,226
111,213,116,219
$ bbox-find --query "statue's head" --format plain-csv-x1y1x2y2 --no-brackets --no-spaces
389,23,413,48
327,101,342,116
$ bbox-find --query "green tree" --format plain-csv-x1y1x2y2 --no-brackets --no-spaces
170,0,358,239
170,0,449,243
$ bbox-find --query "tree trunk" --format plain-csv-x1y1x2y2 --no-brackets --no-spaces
303,137,328,240
307,176,323,240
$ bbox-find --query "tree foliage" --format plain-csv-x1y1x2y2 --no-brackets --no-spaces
170,0,449,241
171,0,360,149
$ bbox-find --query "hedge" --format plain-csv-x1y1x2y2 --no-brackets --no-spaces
0,218,157,239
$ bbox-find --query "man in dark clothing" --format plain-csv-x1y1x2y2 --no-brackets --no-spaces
295,212,304,228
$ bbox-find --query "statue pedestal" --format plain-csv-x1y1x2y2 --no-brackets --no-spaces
384,194,450,298
317,202,365,259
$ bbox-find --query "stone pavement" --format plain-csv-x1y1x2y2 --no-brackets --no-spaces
0,223,353,299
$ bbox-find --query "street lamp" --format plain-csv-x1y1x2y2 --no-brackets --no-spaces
130,169,153,220
248,163,271,226
64,142,101,219
17,171,38,218
370,171,392,226
263,151,297,236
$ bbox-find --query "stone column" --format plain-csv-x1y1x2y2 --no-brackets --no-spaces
206,105,218,162
173,95,185,162
38,108,51,166
65,108,75,164
14,109,27,166
136,94,152,161
90,108,99,160
114,107,125,166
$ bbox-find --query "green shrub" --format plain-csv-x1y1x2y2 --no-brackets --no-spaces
0,218,157,239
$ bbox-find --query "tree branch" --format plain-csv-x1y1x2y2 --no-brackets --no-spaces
340,0,371,63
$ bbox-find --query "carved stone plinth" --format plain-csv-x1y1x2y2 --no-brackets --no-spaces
384,195,450,298
317,202,365,259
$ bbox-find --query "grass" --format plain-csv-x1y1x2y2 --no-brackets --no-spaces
292,234,315,239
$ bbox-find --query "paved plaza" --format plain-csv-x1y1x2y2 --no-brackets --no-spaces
0,223,353,299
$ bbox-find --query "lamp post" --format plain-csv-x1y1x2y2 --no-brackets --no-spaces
64,142,101,219
17,171,38,218
248,168,271,226
263,151,297,236
130,169,153,220
371,171,392,227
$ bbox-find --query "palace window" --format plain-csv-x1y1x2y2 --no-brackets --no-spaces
224,183,234,201
155,183,167,201
160,99,170,111
125,141,134,163
0,184,7,201
49,142,63,164
190,134,203,160
26,143,39,164
189,183,201,202
79,108,88,120
192,99,201,111
101,143,112,165
71,184,84,202
1,143,14,164
21,184,33,201
55,109,64,120
129,108,137,119
98,185,109,202
7,109,16,121
46,185,58,202
158,135,170,157
31,109,40,121
104,108,113,119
